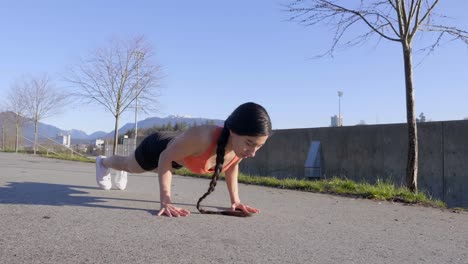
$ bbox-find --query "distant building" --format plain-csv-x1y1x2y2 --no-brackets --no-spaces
122,135,130,145
331,115,343,127
95,139,104,148
122,135,136,155
57,134,71,147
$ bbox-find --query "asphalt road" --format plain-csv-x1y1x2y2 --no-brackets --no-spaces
0,152,467,264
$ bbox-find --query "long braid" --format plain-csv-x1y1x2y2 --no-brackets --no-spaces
196,126,252,217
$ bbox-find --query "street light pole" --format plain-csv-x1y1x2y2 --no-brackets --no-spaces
134,51,144,149
338,91,343,126
1,126,4,151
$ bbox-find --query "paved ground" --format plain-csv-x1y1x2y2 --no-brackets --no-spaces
0,152,467,264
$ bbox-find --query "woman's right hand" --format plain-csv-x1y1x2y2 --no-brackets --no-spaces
157,203,191,217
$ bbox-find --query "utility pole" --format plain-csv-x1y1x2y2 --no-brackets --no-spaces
15,123,19,153
338,91,343,126
1,126,4,151
134,51,144,150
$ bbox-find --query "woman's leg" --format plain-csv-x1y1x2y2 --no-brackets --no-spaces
101,153,146,173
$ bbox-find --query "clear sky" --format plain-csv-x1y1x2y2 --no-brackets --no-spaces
1,1,467,134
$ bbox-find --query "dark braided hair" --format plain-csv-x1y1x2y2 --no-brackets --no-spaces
196,102,272,217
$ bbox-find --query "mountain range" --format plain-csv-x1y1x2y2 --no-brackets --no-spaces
0,111,224,145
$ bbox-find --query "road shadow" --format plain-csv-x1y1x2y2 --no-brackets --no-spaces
0,182,226,216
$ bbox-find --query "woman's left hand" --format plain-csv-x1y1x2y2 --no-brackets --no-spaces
231,202,260,214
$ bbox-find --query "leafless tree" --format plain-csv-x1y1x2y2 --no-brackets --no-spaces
65,35,163,155
4,78,29,153
286,0,468,192
21,74,68,154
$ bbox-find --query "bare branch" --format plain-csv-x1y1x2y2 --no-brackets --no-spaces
399,0,409,34
420,24,468,44
15,74,68,154
286,0,402,57
66,36,162,116
64,35,163,154
387,0,397,11
18,74,64,121
5,78,28,122
410,0,440,38
324,1,401,41
407,0,419,24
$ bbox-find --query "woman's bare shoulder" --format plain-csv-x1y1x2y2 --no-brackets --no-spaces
184,125,218,143
173,125,219,154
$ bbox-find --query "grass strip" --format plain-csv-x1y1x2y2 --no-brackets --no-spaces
0,150,448,209
174,167,447,208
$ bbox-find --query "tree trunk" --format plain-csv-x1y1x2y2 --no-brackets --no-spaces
15,123,19,153
113,115,119,156
34,119,38,155
402,43,418,192
1,126,4,151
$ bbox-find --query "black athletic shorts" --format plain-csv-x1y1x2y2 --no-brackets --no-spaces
134,131,184,171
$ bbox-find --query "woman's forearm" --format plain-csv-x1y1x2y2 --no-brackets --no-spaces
158,152,174,205
225,166,240,204
158,169,172,204
227,181,240,204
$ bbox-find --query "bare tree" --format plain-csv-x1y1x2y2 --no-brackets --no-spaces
286,0,468,192
22,74,68,154
65,35,163,155
4,78,29,153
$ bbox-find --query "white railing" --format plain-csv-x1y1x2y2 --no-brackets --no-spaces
104,141,136,157
23,133,88,159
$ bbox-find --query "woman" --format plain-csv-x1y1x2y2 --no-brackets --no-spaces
96,102,272,217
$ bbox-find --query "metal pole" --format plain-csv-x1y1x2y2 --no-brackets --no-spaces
134,51,144,150
135,61,139,150
2,126,4,151
339,96,341,120
338,91,343,126
16,124,19,153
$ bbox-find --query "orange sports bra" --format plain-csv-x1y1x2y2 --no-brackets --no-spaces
183,127,240,174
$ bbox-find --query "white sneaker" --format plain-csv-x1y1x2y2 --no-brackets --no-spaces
96,156,112,190
114,170,128,190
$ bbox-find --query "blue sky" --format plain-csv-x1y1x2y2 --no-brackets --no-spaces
1,1,467,134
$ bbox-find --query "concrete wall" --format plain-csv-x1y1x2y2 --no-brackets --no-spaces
239,120,468,208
